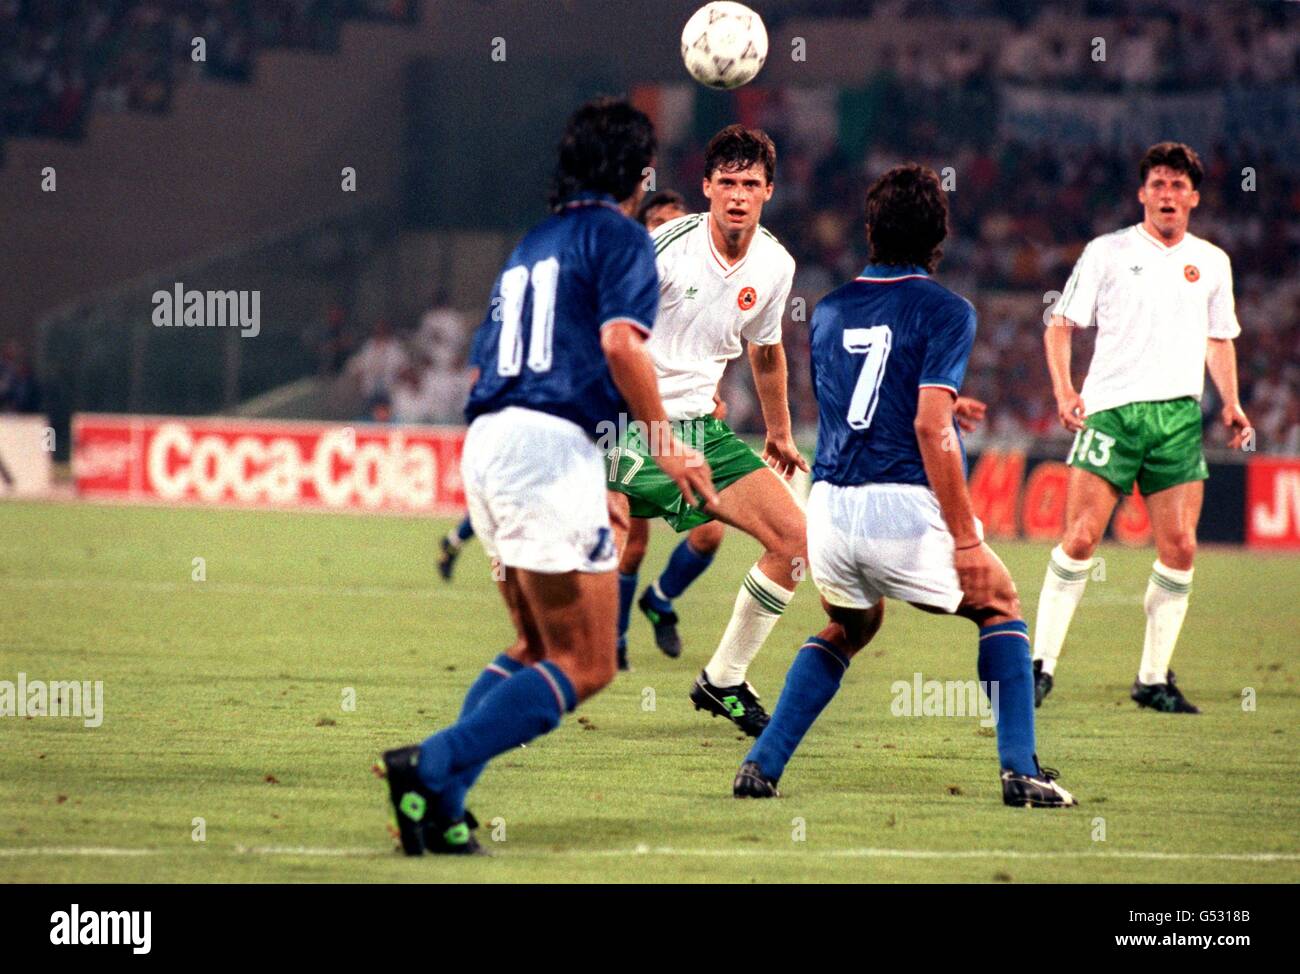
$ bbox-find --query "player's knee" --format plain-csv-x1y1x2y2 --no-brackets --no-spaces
689,520,724,555
769,521,807,570
1061,523,1101,561
606,492,631,534
823,601,883,655
998,589,1022,620
818,621,856,656
570,652,617,700
845,602,885,652
1162,533,1196,569
505,635,545,667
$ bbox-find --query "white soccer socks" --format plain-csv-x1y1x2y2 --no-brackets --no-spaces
704,564,794,688
1032,544,1094,677
1138,561,1193,685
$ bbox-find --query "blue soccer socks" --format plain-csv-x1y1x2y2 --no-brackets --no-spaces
439,653,525,818
418,661,576,794
745,637,850,782
978,620,1037,776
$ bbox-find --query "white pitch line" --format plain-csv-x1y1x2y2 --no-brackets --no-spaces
236,845,383,857
0,576,504,601
4,845,1297,863
527,847,1300,862
0,847,161,857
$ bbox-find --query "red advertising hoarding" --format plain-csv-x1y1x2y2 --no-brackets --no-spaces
1246,457,1300,549
965,448,1275,549
68,417,1299,551
72,414,466,514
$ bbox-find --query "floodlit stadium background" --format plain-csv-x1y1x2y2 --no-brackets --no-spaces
1,0,1298,544
3,0,1300,889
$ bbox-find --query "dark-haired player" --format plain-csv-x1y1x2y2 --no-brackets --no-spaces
1032,142,1248,713
441,192,719,598
613,188,728,669
381,98,716,855
733,164,1075,807
637,189,689,231
606,125,807,736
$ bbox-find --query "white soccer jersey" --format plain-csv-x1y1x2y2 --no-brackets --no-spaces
647,212,796,421
1054,223,1240,415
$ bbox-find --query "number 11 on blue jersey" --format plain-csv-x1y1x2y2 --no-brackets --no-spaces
497,257,559,376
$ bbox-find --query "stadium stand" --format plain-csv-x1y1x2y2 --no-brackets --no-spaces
6,0,1298,454
1,1,419,139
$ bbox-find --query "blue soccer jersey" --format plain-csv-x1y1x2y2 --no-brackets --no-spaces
810,263,976,486
465,192,659,437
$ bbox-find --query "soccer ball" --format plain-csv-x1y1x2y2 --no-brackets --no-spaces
681,2,769,90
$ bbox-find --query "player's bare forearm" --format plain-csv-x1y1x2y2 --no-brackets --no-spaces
1206,338,1241,411
1207,337,1250,448
601,321,671,430
1043,316,1076,398
603,321,718,507
747,341,793,436
915,388,979,547
748,341,808,476
1045,317,1086,431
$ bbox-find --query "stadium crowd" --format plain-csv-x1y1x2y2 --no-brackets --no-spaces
338,123,1300,453
378,0,1297,453
770,0,1300,92
1,0,418,139
6,0,1297,454
708,132,1300,454
646,2,1300,453
331,297,473,426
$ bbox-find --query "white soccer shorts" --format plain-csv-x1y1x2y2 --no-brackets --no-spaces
807,480,984,613
462,406,617,574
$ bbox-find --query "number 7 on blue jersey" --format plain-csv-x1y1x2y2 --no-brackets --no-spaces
843,325,893,430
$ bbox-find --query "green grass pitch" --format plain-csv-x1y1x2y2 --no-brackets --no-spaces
1,499,1297,883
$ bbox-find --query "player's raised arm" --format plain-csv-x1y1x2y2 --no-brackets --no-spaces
601,322,717,509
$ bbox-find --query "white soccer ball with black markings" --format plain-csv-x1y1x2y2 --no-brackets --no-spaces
681,2,768,90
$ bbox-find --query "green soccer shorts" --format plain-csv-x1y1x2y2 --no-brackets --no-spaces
1066,397,1209,496
605,416,766,532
